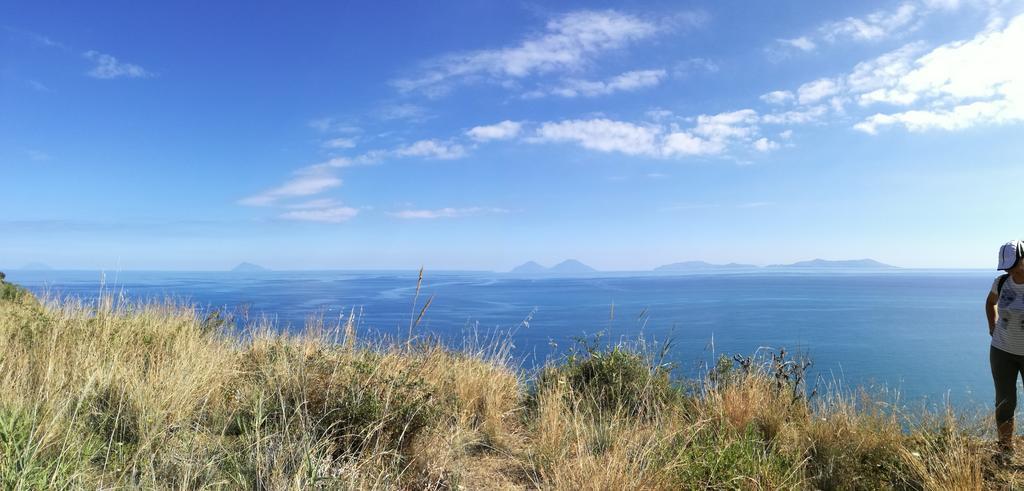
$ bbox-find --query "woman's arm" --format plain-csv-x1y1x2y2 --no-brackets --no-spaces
987,292,999,336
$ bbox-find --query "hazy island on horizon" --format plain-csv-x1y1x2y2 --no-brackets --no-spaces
507,257,899,276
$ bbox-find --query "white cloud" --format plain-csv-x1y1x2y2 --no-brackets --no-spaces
395,139,467,159
645,108,675,121
673,57,720,76
692,109,759,140
279,206,359,223
797,78,842,104
779,129,794,139
239,170,343,207
752,138,780,152
772,0,982,61
853,13,1024,133
378,103,430,121
467,121,523,141
391,10,666,94
533,109,764,158
83,50,152,79
845,42,927,95
779,36,817,51
308,118,361,134
855,99,1022,133
761,105,828,124
285,198,343,210
533,119,661,155
322,137,357,149
389,207,508,219
760,90,795,105
661,131,724,156
819,2,919,42
542,69,667,98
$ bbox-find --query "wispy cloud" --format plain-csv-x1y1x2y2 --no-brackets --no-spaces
322,137,357,149
796,78,842,104
284,198,344,210
662,201,774,211
530,109,768,158
390,10,684,96
466,121,522,141
389,207,508,219
526,69,667,98
778,36,817,52
752,138,780,152
26,150,51,161
5,27,68,50
533,119,662,156
760,90,795,105
761,105,828,124
819,3,919,42
772,0,983,58
395,139,467,160
764,13,1024,135
737,201,774,208
377,103,431,122
239,169,343,207
279,206,358,223
84,50,153,79
308,117,361,134
26,80,50,92
673,57,720,77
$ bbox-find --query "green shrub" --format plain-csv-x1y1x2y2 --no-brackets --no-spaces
1,282,32,302
235,347,439,459
672,424,799,490
533,339,680,417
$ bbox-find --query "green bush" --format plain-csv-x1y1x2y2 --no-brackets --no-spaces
1,282,31,302
672,424,798,489
235,347,439,458
533,339,680,417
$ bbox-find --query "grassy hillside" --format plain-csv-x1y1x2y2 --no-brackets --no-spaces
0,281,1017,489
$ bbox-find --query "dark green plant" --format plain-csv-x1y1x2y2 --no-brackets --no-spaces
235,349,439,459
532,338,680,418
671,424,798,490
0,407,91,489
83,383,142,447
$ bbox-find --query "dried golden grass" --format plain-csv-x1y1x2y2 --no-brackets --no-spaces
0,289,1014,489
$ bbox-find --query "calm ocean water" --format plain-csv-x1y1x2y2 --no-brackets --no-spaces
7,269,1002,410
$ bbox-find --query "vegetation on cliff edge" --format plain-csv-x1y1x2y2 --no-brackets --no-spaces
0,282,1015,489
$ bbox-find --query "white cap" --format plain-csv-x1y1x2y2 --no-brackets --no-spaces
998,240,1024,270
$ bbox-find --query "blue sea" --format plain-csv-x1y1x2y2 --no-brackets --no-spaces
7,269,1002,410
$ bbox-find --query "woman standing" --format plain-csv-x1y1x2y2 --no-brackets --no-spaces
987,239,1024,462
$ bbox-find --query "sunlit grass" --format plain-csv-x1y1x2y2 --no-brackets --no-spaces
0,284,1012,489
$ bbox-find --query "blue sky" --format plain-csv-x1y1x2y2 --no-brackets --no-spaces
2,0,1023,271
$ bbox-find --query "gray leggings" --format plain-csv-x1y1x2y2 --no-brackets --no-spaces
991,345,1024,425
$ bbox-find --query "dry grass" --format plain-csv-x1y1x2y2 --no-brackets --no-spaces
0,285,1014,489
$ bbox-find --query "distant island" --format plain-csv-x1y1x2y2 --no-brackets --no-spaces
508,259,597,275
654,261,757,272
509,258,897,277
509,261,547,274
230,262,270,273
19,262,53,271
766,258,896,269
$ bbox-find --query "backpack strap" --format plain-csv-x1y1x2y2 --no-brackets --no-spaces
999,273,1011,296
